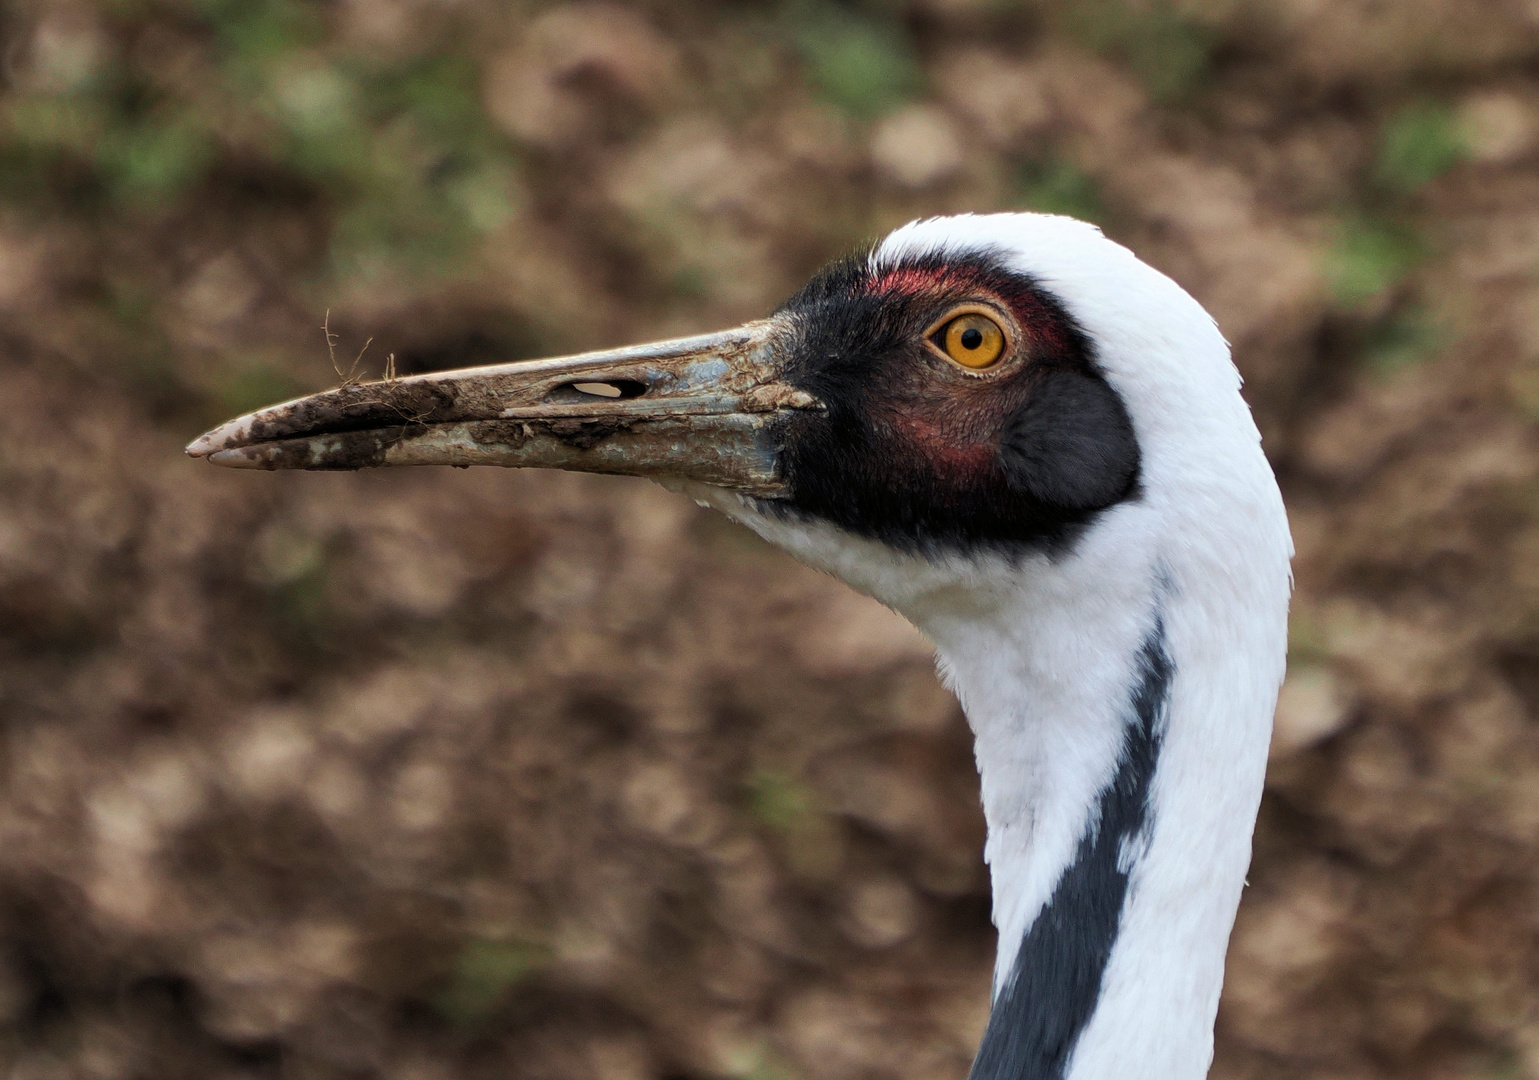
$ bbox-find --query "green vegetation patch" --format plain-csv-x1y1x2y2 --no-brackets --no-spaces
0,2,523,286
1375,101,1467,197
745,767,842,880
0,69,217,213
1287,610,1329,664
217,361,314,421
1326,214,1425,311
196,0,326,62
746,768,816,833
434,938,549,1025
1015,158,1105,224
786,2,921,119
250,48,521,281
1360,304,1446,376
1058,0,1216,104
99,113,216,205
1506,366,1539,420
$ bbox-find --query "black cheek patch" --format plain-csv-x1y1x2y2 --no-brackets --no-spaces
999,370,1139,513
769,246,1144,556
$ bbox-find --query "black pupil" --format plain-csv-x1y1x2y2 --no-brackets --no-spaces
960,327,983,350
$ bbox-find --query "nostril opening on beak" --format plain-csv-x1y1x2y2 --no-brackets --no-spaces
549,380,648,403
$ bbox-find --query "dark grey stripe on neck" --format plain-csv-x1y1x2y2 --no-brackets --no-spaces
968,618,1173,1080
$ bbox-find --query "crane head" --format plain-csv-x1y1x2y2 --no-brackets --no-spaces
187,213,1169,576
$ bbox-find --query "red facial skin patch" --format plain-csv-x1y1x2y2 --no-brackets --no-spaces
866,262,1071,356
851,258,1081,494
890,412,999,472
868,264,955,299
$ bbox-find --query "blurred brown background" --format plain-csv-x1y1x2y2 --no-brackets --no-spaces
1,0,1537,1077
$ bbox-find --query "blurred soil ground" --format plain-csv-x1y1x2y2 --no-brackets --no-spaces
3,1,1539,1078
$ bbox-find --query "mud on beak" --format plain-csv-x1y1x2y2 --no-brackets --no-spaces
186,319,818,498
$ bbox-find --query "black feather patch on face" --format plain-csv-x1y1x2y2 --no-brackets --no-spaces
769,246,1140,555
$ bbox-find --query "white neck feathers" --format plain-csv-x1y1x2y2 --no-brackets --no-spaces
918,491,1286,1080
715,469,1289,1080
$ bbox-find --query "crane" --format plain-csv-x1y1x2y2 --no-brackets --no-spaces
189,212,1293,1080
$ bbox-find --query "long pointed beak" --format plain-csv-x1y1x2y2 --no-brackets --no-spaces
185,319,818,498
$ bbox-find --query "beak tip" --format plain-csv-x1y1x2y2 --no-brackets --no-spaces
186,415,256,460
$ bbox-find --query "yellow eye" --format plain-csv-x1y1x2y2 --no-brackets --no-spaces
937,312,1006,369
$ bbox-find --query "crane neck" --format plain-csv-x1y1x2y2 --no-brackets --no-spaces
912,543,1280,1080
694,464,1288,1080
